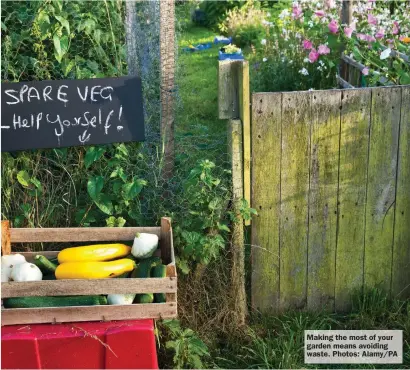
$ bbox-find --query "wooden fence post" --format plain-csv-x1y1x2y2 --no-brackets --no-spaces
228,119,247,325
218,60,251,223
160,0,175,180
238,62,251,226
340,0,352,84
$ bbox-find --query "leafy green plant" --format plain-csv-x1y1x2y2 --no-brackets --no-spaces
160,319,210,369
194,0,244,28
173,159,256,274
219,1,267,48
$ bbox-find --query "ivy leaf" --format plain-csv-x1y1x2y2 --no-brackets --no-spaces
53,34,62,62
87,176,104,200
17,170,30,187
122,179,146,200
54,15,70,35
95,194,113,215
85,146,105,168
399,71,410,85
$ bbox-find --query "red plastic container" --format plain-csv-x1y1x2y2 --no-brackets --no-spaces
1,319,158,369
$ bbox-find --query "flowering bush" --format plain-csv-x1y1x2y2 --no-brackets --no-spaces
252,0,410,92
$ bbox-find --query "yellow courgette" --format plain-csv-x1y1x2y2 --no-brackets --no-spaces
55,259,135,279
57,244,131,263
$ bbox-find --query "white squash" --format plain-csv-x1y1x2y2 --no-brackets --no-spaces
1,254,27,282
107,293,136,305
131,233,158,259
10,262,43,282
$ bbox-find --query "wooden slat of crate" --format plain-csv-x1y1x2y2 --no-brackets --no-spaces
1,303,177,326
2,277,177,298
10,227,161,242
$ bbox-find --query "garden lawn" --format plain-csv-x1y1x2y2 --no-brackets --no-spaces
176,26,228,169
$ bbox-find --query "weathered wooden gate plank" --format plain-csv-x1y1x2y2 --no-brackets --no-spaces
392,86,410,299
335,89,371,311
251,93,281,312
308,90,341,311
365,87,401,291
280,92,310,310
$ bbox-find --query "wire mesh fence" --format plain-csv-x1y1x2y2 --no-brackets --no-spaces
1,0,232,238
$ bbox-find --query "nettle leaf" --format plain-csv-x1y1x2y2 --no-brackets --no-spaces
87,176,104,201
95,194,113,215
17,170,30,187
85,146,106,168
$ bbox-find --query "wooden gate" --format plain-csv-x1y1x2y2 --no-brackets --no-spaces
251,86,410,312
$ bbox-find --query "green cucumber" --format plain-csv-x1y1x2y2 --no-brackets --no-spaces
132,257,160,304
4,295,108,308
152,264,167,303
135,293,154,304
42,274,57,280
33,255,58,274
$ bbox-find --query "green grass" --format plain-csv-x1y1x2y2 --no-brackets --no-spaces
176,24,228,171
212,290,410,369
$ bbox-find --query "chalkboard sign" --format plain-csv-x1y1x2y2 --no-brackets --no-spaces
1,76,145,152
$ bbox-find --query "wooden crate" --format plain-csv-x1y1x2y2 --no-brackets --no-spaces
1,218,177,326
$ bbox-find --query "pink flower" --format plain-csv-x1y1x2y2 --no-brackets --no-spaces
302,39,313,50
328,19,339,34
318,44,330,55
365,34,376,43
325,0,335,9
314,10,325,17
357,33,367,41
386,39,394,44
344,27,354,38
292,6,303,19
367,13,377,25
393,21,399,35
308,49,320,63
375,28,385,39
362,67,369,76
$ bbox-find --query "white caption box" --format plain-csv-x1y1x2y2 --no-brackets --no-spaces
304,330,402,364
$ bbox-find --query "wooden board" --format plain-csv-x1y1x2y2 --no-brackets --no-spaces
10,226,160,242
335,89,371,311
280,92,310,310
392,85,410,299
2,277,177,298
307,90,341,311
364,87,401,291
1,303,177,326
228,119,247,323
251,93,281,312
218,61,239,119
238,61,251,225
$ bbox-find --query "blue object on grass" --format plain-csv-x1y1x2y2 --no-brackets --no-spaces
214,36,232,45
218,50,244,61
183,43,212,53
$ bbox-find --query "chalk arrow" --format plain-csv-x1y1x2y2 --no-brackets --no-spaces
79,130,91,144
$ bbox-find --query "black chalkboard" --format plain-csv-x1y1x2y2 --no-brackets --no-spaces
1,76,145,152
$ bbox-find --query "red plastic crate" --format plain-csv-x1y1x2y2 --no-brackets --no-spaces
1,319,158,369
